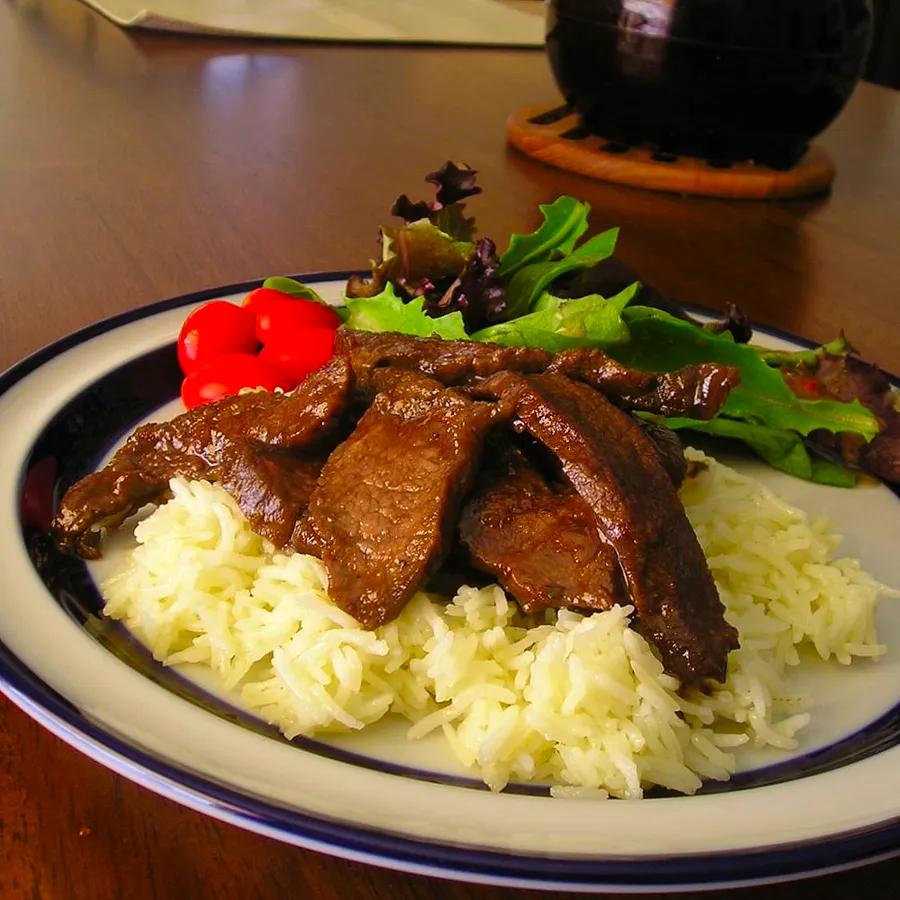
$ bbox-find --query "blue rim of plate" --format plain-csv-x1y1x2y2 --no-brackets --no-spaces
2,272,900,891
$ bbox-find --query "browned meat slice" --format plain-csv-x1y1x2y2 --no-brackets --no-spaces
636,418,688,487
481,371,739,684
293,369,499,628
215,444,326,548
334,329,550,388
459,445,628,615
53,357,351,557
239,356,353,447
548,348,740,420
335,330,738,419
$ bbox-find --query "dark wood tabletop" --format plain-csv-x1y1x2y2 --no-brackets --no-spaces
2,1,899,897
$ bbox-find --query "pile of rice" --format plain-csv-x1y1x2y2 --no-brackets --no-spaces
102,449,897,798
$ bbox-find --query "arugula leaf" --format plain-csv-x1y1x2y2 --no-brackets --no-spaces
615,307,879,440
808,455,860,487
262,276,324,303
755,334,854,368
504,229,619,320
497,196,590,277
472,283,636,352
662,416,857,487
343,283,468,339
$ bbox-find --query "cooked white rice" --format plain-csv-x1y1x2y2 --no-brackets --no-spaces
101,449,898,798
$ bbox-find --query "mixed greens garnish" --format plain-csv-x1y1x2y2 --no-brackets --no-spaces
302,163,898,487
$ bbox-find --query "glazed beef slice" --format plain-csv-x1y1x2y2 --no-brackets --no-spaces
335,329,550,389
548,348,740,420
336,330,739,420
459,444,628,615
294,369,499,628
53,356,351,557
483,371,739,684
215,443,326,548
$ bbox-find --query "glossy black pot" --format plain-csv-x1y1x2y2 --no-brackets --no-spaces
546,0,873,168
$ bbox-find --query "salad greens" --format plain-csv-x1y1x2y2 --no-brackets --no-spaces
283,163,892,487
755,334,854,368
659,417,857,487
391,160,482,242
345,220,474,302
497,196,590,277
262,276,325,303
471,284,636,352
344,284,467,340
614,308,879,441
504,229,619,320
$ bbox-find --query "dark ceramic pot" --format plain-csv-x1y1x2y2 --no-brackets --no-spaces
546,0,873,168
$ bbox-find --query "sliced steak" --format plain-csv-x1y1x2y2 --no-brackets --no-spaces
53,357,351,557
336,330,738,419
215,443,326,548
482,371,739,684
548,348,740,420
240,356,353,447
293,369,499,628
636,418,688,487
459,444,628,615
335,329,550,389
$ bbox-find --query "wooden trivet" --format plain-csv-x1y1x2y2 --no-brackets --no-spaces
507,104,836,200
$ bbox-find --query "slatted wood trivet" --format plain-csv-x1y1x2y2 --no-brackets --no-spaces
507,103,836,200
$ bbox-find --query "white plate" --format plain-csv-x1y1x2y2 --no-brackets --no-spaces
1,274,899,893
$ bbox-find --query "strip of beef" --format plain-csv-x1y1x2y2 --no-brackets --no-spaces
53,357,351,557
548,348,740,420
636,418,688,487
292,369,500,629
480,371,739,684
335,330,739,419
335,329,550,388
459,443,628,615
215,444,326,548
459,425,687,615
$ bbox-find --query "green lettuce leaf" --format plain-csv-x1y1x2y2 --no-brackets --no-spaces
662,416,857,487
497,196,590,277
504,229,619,320
755,334,854,368
343,283,468,339
615,307,879,440
262,276,325,303
471,283,637,352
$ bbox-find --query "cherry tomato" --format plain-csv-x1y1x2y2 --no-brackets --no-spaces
258,326,336,384
177,301,258,375
244,288,341,340
180,353,295,409
242,287,285,315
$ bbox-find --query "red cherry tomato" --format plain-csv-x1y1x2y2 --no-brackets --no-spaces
242,287,285,315
258,327,336,384
177,301,258,375
244,288,341,341
180,353,295,409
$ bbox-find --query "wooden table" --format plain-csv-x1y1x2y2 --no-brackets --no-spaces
2,1,899,897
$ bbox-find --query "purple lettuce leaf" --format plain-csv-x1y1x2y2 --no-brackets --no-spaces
424,238,508,330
